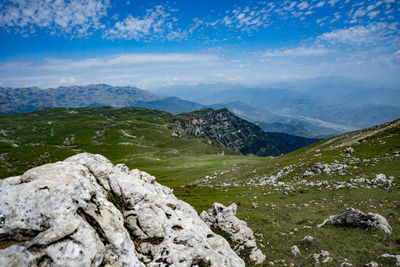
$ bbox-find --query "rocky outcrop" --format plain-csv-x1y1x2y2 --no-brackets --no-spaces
200,202,266,265
0,153,244,266
318,207,392,235
173,108,318,157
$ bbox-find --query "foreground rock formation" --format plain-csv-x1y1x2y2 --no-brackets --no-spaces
200,202,266,264
0,153,244,266
318,207,392,235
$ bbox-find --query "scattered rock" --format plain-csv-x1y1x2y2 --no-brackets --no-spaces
290,245,300,256
312,161,348,175
303,170,314,177
0,153,244,267
365,261,379,267
379,253,400,266
312,250,333,264
340,262,353,266
301,236,314,243
372,173,393,188
200,202,266,265
345,147,355,154
318,207,392,235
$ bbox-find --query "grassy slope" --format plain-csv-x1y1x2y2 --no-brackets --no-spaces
0,107,264,187
175,119,400,266
1,107,399,265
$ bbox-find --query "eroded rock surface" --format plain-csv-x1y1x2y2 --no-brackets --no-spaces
318,207,392,235
0,153,244,267
200,202,266,265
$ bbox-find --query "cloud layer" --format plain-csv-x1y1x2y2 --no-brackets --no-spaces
1,0,399,41
0,0,109,37
0,0,399,88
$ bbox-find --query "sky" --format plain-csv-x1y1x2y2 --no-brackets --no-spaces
0,0,399,89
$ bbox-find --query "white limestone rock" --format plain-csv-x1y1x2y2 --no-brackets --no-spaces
0,153,244,267
340,262,353,267
371,174,393,188
379,253,400,266
200,202,266,265
318,207,392,235
0,158,141,267
290,245,300,256
301,236,314,243
312,250,332,264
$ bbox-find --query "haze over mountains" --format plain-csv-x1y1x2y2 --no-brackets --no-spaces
0,84,203,115
154,77,400,138
1,77,399,139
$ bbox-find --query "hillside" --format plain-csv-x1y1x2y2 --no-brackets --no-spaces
0,106,317,181
0,84,204,114
0,106,399,265
0,106,248,183
173,108,319,156
174,118,400,265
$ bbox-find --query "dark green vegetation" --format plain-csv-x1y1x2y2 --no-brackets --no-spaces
1,105,399,266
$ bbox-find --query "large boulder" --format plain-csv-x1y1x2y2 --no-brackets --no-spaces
0,153,244,267
317,207,392,235
200,203,266,265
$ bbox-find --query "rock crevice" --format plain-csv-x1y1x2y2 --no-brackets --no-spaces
200,202,266,265
0,153,245,267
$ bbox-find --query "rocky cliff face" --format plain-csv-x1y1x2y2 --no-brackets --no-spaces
0,153,245,266
173,108,319,156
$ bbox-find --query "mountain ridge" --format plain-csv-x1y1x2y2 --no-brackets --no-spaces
0,84,203,114
173,108,319,156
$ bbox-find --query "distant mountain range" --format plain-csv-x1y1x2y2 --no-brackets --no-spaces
2,79,399,139
155,78,400,138
0,84,203,114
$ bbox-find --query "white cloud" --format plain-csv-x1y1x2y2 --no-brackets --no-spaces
0,52,226,88
1,48,400,89
368,10,380,19
104,5,186,41
0,0,109,37
297,2,310,10
262,46,331,57
328,0,339,7
7,53,218,72
210,4,274,35
318,22,399,46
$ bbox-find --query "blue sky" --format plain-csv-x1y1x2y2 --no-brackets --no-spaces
0,0,399,89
